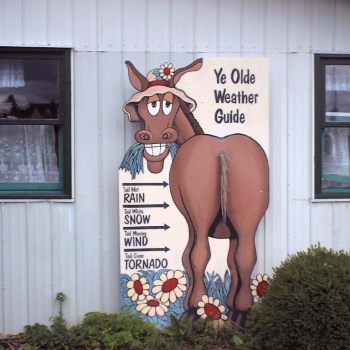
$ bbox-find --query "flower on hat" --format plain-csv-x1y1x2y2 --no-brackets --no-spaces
159,62,175,81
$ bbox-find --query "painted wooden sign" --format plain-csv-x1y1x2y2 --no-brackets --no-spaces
119,57,269,329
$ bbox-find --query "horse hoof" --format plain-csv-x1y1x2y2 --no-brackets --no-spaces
227,310,249,331
180,307,201,323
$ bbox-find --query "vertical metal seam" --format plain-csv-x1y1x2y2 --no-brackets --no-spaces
310,0,314,52
169,0,173,60
286,50,290,255
46,0,50,46
25,202,30,324
193,0,197,54
216,0,220,55
21,0,24,45
97,51,104,311
50,201,54,317
72,0,76,48
97,0,102,51
240,0,243,57
1,203,5,331
332,0,336,51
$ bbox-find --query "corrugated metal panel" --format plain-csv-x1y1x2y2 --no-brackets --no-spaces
146,0,171,52
74,51,102,319
217,0,241,53
170,0,194,52
98,0,122,51
311,203,333,248
312,0,335,52
51,203,77,325
98,52,123,312
333,203,350,251
0,0,23,46
266,0,288,53
22,0,49,46
2,204,29,333
241,0,265,53
0,0,349,335
288,0,311,52
47,0,73,47
334,0,350,51
265,53,288,274
194,0,218,53
287,53,312,254
122,0,147,52
73,0,98,51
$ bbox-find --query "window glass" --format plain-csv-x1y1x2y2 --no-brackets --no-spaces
315,55,350,198
0,59,59,120
0,48,71,199
0,125,59,183
322,127,350,192
325,65,350,122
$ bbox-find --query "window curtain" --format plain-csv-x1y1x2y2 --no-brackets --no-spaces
0,59,25,88
0,125,59,183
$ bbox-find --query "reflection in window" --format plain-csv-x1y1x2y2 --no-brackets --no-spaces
0,59,59,120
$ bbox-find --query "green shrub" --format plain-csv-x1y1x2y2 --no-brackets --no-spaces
70,311,158,349
245,244,350,350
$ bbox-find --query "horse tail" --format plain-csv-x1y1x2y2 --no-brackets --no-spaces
220,151,229,223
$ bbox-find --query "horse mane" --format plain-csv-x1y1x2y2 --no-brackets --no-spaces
174,100,204,147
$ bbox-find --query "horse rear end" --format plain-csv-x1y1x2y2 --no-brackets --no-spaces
169,133,269,328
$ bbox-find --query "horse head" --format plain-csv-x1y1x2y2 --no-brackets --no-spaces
123,59,203,173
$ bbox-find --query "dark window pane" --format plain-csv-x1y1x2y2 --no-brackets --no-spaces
322,127,350,190
0,58,59,120
0,125,59,183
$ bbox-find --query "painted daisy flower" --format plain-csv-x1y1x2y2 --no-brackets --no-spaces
197,295,227,327
136,296,169,317
251,273,269,303
159,62,175,81
152,270,187,303
126,273,150,301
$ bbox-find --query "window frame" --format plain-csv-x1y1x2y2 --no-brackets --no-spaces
0,47,72,200
314,54,350,200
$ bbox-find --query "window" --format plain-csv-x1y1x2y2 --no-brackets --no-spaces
315,54,350,199
0,48,71,199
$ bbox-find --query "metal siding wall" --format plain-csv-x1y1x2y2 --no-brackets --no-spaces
0,0,350,335
99,52,123,312
2,204,29,332
287,53,312,253
47,0,73,47
74,51,101,319
51,203,77,325
265,53,288,274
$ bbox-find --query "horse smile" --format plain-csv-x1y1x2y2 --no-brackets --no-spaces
144,143,167,156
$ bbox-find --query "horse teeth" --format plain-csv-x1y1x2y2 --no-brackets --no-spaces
144,143,167,156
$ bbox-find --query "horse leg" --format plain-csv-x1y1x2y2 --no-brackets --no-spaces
226,237,239,314
229,230,257,329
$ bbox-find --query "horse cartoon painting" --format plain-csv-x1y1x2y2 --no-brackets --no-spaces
121,58,269,329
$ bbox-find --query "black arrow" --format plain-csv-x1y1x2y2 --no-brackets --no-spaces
123,224,170,231
124,247,170,253
122,181,168,188
123,202,169,209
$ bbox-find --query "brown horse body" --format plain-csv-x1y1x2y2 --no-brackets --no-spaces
170,133,268,327
123,58,269,329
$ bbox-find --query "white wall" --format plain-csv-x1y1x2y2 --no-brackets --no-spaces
0,0,349,334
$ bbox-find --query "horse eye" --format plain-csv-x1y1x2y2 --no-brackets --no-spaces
162,100,173,116
147,101,160,116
